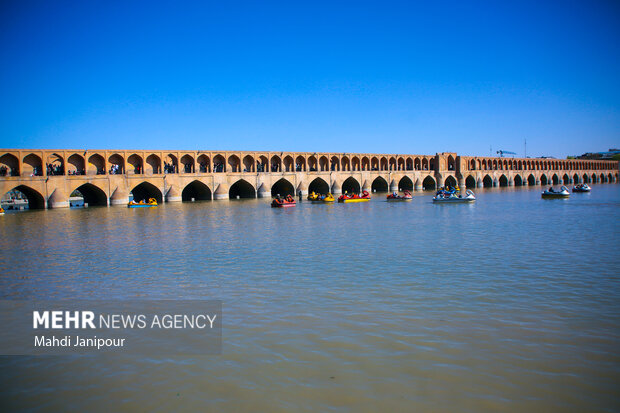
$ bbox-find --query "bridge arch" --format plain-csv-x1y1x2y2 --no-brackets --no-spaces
228,155,240,172
181,155,195,173
371,176,388,191
0,153,19,176
127,154,143,174
145,154,161,174
389,157,397,171
271,178,294,197
319,156,328,172
283,155,294,172
591,173,597,183
213,154,226,172
422,175,436,190
514,175,523,186
47,153,65,175
342,177,361,194
66,154,85,175
361,156,369,171
399,176,413,191
108,154,125,174
23,153,43,176
3,185,46,209
130,182,162,203
527,174,536,186
309,177,329,194
414,157,421,170
308,156,318,171
482,175,493,188
499,175,508,187
380,157,388,171
444,176,457,188
563,173,570,184
165,154,178,172
540,174,548,186
88,154,105,175
572,173,579,184
465,175,476,188
72,183,108,206
600,173,606,183
352,156,360,171
230,179,256,198
197,154,210,173
342,156,351,172
243,155,255,172
182,180,212,201
295,155,306,172
552,174,559,185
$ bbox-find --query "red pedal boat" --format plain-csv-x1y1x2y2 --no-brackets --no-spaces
338,191,371,203
386,191,412,201
271,195,297,208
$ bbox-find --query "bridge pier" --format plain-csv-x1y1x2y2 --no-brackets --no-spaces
389,180,398,192
110,188,129,206
48,189,70,208
536,179,540,185
165,186,181,202
331,182,342,195
214,183,229,200
257,183,270,198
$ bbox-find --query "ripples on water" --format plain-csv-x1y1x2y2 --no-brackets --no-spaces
1,185,619,412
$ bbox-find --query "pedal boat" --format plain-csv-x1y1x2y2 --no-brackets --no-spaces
338,191,371,203
386,191,412,201
572,184,591,193
308,192,335,203
433,189,476,203
128,198,158,208
271,196,297,208
0,207,4,215
542,186,570,198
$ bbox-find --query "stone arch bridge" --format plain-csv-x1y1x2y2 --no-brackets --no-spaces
0,149,617,208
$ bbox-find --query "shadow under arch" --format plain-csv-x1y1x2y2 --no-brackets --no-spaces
371,176,388,192
342,177,361,194
131,182,162,203
182,180,212,201
514,175,523,186
444,176,457,188
482,175,493,188
308,178,329,194
73,183,108,206
229,179,256,199
4,185,46,209
271,178,294,197
465,175,476,188
499,175,508,187
398,176,413,191
422,176,435,190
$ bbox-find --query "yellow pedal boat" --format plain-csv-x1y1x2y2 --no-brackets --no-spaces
128,198,158,208
308,192,335,203
338,191,371,203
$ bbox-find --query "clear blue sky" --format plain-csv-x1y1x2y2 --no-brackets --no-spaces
1,0,618,158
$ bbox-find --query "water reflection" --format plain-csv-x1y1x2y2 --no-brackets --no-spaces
0,185,619,411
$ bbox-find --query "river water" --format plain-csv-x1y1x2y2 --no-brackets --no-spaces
1,185,619,412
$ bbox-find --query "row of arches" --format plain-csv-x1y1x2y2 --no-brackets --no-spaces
0,152,442,176
463,172,618,188
2,175,441,209
468,157,614,172
3,151,616,178
4,171,618,209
